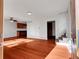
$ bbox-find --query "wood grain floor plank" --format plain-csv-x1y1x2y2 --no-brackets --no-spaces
4,39,56,59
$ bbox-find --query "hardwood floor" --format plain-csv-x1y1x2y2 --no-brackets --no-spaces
4,39,56,59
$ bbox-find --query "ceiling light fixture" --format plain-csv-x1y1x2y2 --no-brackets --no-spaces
27,11,32,15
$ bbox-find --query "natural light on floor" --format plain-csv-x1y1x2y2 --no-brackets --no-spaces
3,39,35,48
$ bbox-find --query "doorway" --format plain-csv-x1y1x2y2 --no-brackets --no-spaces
47,21,55,40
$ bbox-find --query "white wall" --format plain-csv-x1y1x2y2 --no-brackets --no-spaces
27,18,42,39
3,12,69,40
55,13,67,39
27,12,68,40
3,19,17,38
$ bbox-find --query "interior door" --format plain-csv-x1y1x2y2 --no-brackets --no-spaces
47,21,52,39
47,21,55,39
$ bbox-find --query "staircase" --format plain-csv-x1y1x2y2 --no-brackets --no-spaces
56,29,67,42
58,32,67,40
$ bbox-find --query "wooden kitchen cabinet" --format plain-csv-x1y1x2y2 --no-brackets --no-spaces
17,23,26,29
17,23,27,38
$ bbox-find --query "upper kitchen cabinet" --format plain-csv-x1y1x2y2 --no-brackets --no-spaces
17,23,27,29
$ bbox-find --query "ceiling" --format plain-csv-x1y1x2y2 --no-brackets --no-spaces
4,0,70,21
